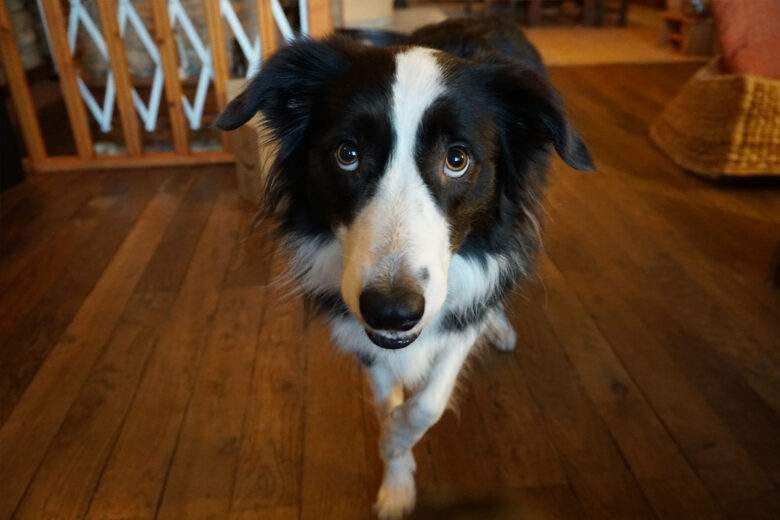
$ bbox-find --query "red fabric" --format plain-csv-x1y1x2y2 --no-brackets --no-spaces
711,0,780,79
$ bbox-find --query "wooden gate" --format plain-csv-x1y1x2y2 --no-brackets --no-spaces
0,0,332,173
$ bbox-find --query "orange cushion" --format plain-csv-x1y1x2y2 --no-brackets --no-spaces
711,0,780,79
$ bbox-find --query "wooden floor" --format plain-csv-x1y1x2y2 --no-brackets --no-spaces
1,63,779,520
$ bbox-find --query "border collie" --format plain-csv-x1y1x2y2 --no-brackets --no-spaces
216,16,592,519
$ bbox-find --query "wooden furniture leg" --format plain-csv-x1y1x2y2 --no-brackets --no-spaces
528,0,543,25
583,0,600,25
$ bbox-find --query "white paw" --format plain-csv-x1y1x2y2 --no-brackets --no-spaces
375,453,416,519
374,479,416,519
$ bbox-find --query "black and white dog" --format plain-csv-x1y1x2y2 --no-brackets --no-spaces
216,16,592,519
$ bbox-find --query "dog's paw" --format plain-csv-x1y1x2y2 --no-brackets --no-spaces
375,452,416,519
374,479,416,519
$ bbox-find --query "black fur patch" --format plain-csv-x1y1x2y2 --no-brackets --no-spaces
217,37,398,240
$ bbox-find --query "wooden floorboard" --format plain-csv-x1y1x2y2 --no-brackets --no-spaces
533,254,724,519
299,318,372,520
0,170,96,273
0,172,186,425
1,62,779,519
85,192,242,519
511,301,657,519
230,255,307,516
13,291,178,520
157,286,266,519
467,348,566,489
0,185,187,518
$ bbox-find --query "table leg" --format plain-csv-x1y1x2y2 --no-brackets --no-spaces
528,0,542,25
583,0,597,25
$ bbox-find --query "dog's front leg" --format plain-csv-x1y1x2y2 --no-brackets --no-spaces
368,363,404,419
374,330,478,519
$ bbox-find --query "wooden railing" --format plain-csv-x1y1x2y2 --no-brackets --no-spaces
0,0,332,173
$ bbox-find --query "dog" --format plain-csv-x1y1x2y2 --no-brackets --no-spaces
215,16,593,519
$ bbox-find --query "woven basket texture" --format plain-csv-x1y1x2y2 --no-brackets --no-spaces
650,59,780,177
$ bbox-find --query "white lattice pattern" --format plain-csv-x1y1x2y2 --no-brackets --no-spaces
65,0,116,132
219,0,303,81
43,1,309,133
169,0,212,129
121,0,164,131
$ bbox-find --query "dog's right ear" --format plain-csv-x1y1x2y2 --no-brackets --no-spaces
482,63,594,172
214,38,350,140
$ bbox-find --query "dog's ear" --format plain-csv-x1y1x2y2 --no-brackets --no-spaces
214,38,350,140
485,64,594,172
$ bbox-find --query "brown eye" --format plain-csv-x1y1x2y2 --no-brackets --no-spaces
444,146,469,178
335,141,359,171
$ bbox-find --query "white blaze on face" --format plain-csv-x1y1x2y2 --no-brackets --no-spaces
340,47,452,330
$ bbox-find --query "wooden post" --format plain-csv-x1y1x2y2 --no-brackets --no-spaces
583,0,599,26
0,1,46,161
150,0,189,154
307,0,333,39
204,0,231,149
256,0,277,59
97,0,142,156
527,0,543,25
25,150,233,173
40,0,93,158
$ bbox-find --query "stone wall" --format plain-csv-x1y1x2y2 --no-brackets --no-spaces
0,0,44,84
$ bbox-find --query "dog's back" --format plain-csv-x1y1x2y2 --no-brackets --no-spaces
409,16,545,74
341,16,545,75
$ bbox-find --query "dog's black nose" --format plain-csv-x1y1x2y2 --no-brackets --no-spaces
359,287,424,332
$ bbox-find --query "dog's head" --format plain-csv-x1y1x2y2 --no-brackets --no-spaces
216,38,592,350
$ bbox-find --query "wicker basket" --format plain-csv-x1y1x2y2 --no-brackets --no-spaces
650,59,780,177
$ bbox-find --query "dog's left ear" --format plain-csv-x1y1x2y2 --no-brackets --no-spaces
485,64,594,172
214,38,350,142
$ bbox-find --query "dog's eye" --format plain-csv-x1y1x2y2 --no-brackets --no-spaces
335,141,359,171
444,146,470,178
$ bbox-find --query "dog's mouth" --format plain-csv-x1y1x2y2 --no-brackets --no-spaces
365,329,419,350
